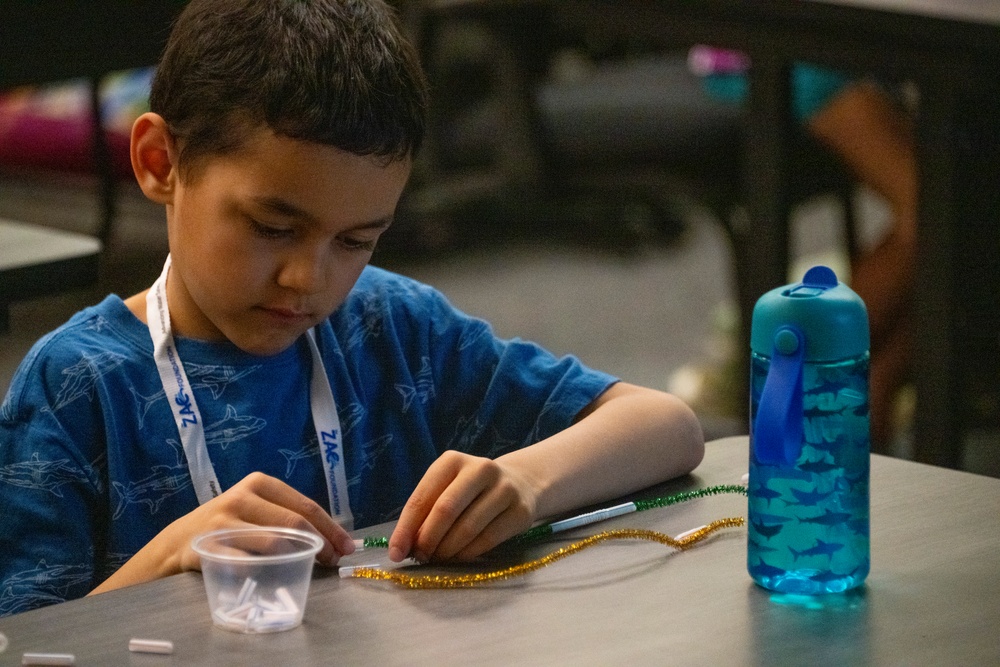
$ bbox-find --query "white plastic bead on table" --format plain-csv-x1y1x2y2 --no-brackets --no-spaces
128,638,175,655
20,652,76,666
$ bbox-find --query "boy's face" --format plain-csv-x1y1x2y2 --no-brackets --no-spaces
163,128,411,356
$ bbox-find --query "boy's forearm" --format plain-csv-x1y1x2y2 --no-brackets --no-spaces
497,382,705,523
89,528,184,596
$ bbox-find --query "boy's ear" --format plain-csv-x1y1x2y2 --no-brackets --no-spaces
130,112,178,204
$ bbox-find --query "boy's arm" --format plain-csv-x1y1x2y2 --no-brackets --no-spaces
90,473,356,596
507,381,705,521
388,382,704,562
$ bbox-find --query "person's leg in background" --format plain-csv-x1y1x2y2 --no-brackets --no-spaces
688,52,917,451
806,79,917,451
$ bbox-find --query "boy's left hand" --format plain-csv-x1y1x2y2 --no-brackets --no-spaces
388,451,537,562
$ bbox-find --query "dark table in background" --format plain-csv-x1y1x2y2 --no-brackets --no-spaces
2,437,998,664
0,3,187,327
422,0,1000,468
557,0,1000,470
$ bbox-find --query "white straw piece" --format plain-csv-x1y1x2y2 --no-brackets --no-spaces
128,638,174,655
219,601,254,620
339,563,382,577
675,525,708,541
235,577,258,606
21,653,76,666
548,502,637,533
211,614,250,633
273,587,299,613
255,597,285,612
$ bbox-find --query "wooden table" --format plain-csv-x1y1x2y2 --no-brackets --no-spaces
2,437,998,665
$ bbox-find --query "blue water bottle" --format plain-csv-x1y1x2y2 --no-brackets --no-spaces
747,265,870,594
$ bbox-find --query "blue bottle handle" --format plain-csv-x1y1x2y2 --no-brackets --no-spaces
752,326,805,466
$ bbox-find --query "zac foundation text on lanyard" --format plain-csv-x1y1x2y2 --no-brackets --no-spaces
146,255,354,529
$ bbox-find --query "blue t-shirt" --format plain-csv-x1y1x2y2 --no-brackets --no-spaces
0,266,615,616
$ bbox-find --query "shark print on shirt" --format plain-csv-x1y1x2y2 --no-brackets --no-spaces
45,351,127,414
0,453,91,497
395,356,435,413
0,267,617,615
130,363,262,428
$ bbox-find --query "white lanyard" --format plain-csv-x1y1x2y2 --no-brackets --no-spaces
146,255,353,530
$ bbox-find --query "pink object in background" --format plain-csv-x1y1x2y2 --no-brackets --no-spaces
0,68,152,180
687,45,752,76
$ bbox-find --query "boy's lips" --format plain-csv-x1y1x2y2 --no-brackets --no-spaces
259,305,313,325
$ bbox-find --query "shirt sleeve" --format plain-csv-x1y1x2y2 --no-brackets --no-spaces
375,271,619,458
0,336,107,617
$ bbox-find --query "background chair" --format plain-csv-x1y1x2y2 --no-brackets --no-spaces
399,6,861,423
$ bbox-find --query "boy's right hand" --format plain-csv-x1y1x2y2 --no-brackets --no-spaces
90,472,354,596
171,472,356,571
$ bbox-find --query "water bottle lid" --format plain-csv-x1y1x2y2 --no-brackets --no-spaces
751,265,869,361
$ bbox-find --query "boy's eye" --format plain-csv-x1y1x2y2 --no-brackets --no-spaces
339,236,378,252
249,219,292,240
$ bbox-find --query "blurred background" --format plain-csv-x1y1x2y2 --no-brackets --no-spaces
1,1,997,477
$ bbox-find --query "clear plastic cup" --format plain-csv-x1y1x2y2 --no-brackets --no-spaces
192,527,324,634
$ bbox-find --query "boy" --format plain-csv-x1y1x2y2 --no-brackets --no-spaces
0,0,703,616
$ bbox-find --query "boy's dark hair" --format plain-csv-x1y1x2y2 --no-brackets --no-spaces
150,0,428,175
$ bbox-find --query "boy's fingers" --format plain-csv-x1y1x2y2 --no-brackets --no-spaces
268,495,355,564
388,482,447,561
452,506,527,561
431,485,509,560
306,520,355,566
223,473,356,564
410,464,500,561
428,460,534,561
388,455,466,561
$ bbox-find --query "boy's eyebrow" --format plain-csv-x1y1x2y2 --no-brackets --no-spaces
249,195,394,230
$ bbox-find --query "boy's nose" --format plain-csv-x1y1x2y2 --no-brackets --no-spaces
277,246,327,295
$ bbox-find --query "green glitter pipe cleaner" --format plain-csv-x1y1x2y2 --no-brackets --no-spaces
354,484,747,551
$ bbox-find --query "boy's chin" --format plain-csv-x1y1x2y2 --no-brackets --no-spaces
229,331,307,357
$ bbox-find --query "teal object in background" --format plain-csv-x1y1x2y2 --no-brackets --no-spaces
747,266,871,594
702,63,852,122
